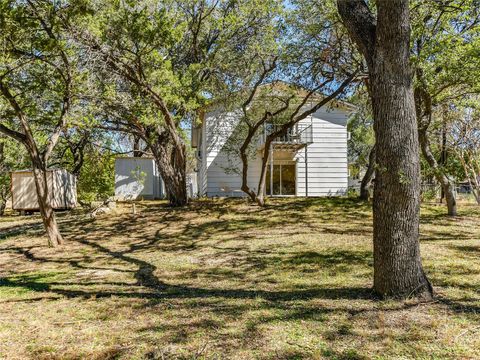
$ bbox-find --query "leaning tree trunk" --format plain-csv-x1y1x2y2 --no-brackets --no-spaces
255,137,276,206
359,145,376,200
240,147,261,204
31,158,64,247
150,140,188,207
418,127,457,216
338,0,433,299
255,154,269,206
239,127,262,204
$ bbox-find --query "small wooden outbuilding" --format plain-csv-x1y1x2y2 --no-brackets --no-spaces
11,169,77,211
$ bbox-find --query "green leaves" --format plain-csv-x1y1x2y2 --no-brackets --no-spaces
411,0,480,103
0,0,84,159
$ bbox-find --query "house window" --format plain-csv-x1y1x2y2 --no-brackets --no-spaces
266,164,296,196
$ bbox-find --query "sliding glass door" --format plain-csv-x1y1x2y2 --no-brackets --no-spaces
266,163,296,196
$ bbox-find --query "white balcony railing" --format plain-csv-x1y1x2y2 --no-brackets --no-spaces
261,123,313,146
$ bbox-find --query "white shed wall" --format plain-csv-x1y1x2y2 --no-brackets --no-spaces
115,158,164,200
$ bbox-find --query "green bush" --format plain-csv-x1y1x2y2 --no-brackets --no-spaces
421,186,438,202
77,150,115,205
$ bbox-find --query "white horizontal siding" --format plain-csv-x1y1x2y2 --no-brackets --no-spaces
296,107,348,196
199,104,350,198
201,110,262,197
207,156,262,197
198,119,208,196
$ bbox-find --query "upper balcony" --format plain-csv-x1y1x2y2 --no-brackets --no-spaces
259,123,313,151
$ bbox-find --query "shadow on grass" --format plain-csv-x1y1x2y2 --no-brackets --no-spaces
1,236,374,303
286,250,372,267
0,274,374,303
0,222,44,240
450,245,480,255
1,198,479,331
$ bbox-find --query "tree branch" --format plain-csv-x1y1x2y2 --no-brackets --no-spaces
0,80,31,145
0,123,27,144
337,0,376,69
26,0,73,162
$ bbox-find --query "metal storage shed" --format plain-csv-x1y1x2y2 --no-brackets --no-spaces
11,169,77,211
114,157,165,200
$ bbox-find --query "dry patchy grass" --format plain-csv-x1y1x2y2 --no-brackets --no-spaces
0,198,479,359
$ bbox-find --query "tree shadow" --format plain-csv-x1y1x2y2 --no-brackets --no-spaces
449,245,480,255
1,208,376,327
285,250,372,267
1,197,479,356
0,222,44,240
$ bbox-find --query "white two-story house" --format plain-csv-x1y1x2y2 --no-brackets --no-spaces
192,95,354,198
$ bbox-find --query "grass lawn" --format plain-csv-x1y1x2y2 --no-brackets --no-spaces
0,198,479,360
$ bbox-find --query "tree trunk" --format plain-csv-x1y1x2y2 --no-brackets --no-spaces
0,80,66,247
370,1,432,299
474,188,480,205
239,126,265,205
0,142,6,216
359,145,376,200
255,153,269,206
439,120,448,203
255,138,276,206
240,147,260,204
133,135,143,157
418,127,457,216
414,66,456,216
31,159,64,247
338,0,433,299
169,143,188,206
150,140,188,207
458,153,480,205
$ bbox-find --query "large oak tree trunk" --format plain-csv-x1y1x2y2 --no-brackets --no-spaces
370,1,432,299
128,124,188,207
338,0,433,299
359,145,376,200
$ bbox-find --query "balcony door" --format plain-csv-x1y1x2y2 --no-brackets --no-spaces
266,163,296,196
